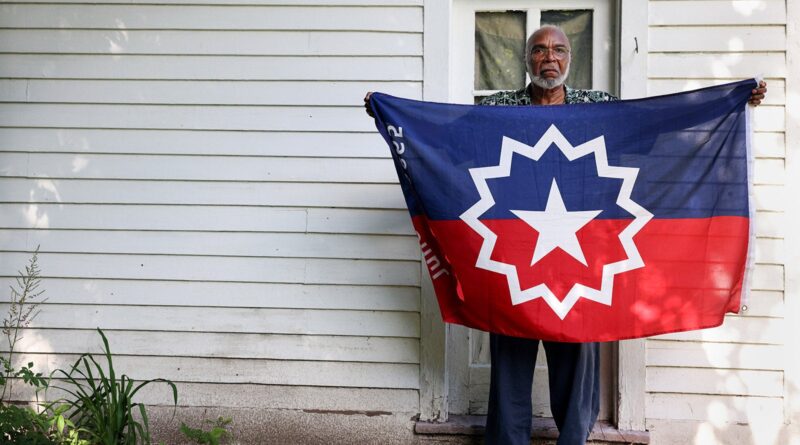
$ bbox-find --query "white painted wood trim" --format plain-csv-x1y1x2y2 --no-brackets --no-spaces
423,0,452,102
420,0,453,421
615,0,647,433
784,0,800,426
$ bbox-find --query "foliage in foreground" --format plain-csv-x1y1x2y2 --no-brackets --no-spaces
2,246,46,402
180,417,234,445
52,328,178,445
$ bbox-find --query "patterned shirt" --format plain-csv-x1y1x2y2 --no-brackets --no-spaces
479,84,617,106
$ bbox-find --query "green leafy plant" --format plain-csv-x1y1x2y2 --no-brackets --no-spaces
2,246,47,402
180,417,233,445
52,328,178,445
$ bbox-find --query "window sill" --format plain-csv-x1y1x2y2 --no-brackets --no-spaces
415,416,649,444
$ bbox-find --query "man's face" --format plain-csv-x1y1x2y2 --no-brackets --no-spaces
526,27,571,90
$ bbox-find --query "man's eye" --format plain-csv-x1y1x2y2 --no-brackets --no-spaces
554,48,568,56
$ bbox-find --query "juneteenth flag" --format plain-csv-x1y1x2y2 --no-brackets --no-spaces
369,79,756,342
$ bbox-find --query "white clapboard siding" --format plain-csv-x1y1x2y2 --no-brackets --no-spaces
0,278,421,311
648,0,786,26
755,211,785,238
0,153,399,183
11,329,420,364
646,393,784,423
0,30,422,56
646,367,783,397
648,79,786,106
0,128,393,157
0,79,423,106
754,237,783,264
649,26,786,53
0,55,424,81
0,252,421,286
648,53,786,78
647,340,785,371
11,353,420,389
0,1,425,415
653,316,784,345
0,104,375,132
0,204,416,235
0,230,420,261
752,131,786,158
738,290,784,318
0,178,408,208
0,304,420,338
0,4,423,32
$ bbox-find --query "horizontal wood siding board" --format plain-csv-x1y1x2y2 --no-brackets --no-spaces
651,316,784,345
646,393,784,423
10,329,420,363
646,339,785,371
0,252,421,286
0,153,399,183
649,0,786,26
649,26,785,52
0,128,393,157
0,277,420,311
0,303,421,337
0,204,415,235
0,229,419,260
0,55,424,81
648,53,786,78
736,290,784,317
0,104,377,132
10,353,420,389
9,382,420,411
0,30,423,56
0,79,423,105
646,367,784,397
0,4,423,32
754,211,785,238
648,78,785,106
0,178,408,208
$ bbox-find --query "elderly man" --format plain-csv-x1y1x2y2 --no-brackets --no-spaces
365,24,767,445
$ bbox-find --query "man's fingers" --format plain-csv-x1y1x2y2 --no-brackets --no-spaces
364,92,375,117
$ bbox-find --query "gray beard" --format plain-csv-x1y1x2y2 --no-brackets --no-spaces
530,66,570,90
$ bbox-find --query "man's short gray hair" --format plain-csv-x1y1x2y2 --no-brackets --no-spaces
525,24,571,89
524,24,569,57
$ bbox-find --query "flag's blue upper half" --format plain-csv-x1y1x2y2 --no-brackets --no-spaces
372,79,753,221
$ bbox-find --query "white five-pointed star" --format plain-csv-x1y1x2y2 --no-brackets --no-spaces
511,179,602,267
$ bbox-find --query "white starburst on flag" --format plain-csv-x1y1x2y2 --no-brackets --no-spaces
459,124,653,319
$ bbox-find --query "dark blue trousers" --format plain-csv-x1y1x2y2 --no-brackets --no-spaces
484,334,600,445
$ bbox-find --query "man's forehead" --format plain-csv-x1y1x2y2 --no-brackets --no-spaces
529,28,570,47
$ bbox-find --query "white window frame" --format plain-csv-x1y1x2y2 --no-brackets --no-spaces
420,0,648,432
452,0,616,104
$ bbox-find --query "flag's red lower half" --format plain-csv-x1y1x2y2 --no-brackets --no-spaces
413,215,748,342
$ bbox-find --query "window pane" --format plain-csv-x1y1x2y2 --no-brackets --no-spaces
475,11,526,91
541,10,593,90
